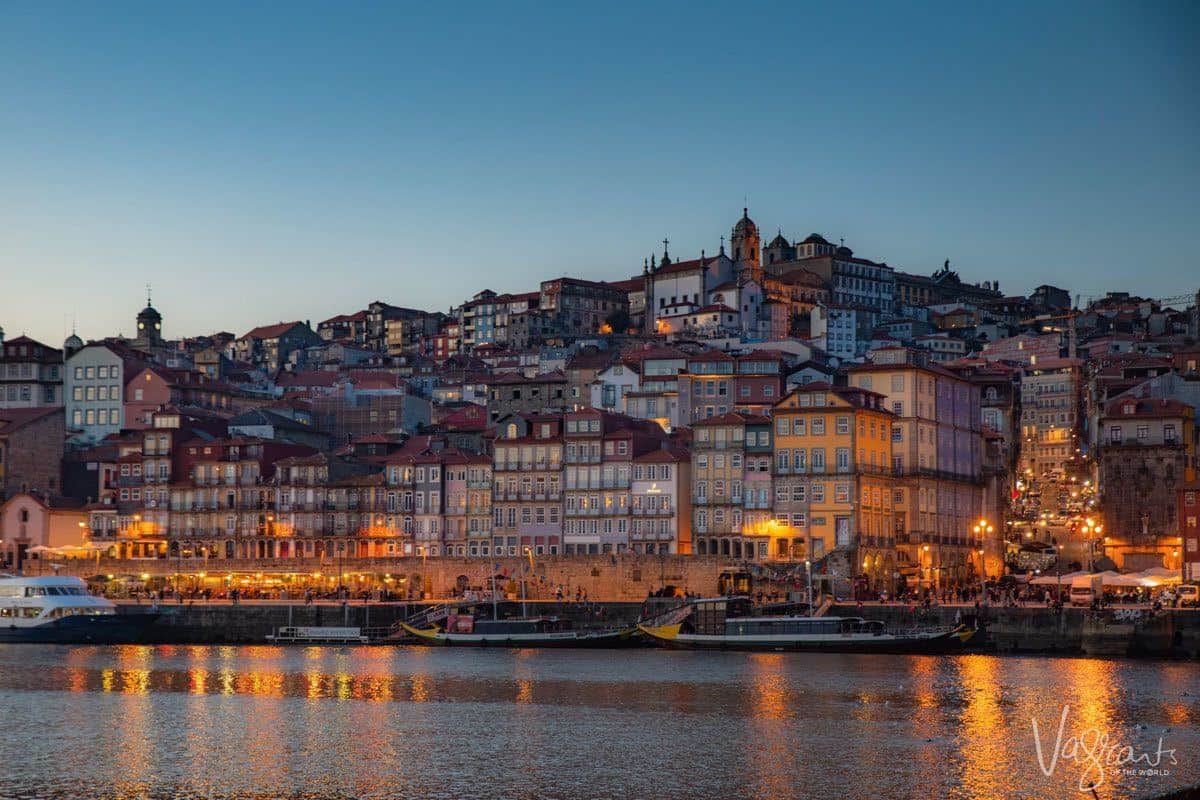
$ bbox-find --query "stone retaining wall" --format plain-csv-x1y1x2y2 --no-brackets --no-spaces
830,603,1200,658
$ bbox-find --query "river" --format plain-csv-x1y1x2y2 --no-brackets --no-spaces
0,645,1195,799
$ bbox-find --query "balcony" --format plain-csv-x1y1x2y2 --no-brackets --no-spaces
632,506,672,516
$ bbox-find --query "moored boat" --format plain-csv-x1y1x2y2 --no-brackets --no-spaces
399,614,640,648
0,575,158,644
637,596,976,654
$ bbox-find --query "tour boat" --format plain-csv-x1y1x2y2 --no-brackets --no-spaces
398,615,640,648
0,575,157,644
637,596,976,654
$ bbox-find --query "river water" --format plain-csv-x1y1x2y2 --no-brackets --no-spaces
0,646,1195,800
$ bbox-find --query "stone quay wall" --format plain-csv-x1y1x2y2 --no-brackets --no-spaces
131,600,653,645
830,603,1200,658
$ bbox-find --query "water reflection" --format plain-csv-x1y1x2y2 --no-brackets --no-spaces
0,645,1194,800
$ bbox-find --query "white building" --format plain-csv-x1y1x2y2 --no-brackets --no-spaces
706,279,764,335
810,305,862,361
590,362,640,412
630,448,692,554
0,334,64,409
913,333,968,363
64,344,129,444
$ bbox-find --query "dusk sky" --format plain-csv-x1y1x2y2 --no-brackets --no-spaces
2,2,1197,346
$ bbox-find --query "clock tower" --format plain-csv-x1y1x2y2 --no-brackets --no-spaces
136,285,163,347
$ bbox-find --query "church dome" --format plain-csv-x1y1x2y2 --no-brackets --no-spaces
64,333,84,350
801,233,829,245
767,232,790,249
732,207,757,234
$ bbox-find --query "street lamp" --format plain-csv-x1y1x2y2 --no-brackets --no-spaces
522,545,533,617
973,518,994,603
804,559,814,615
922,544,931,593
338,540,346,600
418,545,428,601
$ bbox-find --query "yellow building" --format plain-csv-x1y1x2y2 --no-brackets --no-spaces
847,357,986,591
771,383,896,590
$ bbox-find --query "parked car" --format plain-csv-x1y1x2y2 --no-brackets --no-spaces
1178,585,1199,608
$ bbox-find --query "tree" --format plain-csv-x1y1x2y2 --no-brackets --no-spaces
604,308,631,335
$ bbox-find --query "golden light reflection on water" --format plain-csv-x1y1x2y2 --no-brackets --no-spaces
0,646,1198,800
112,652,152,800
1064,658,1119,740
306,670,323,700
955,654,1008,800
409,672,430,703
188,667,208,695
745,653,797,800
119,669,151,694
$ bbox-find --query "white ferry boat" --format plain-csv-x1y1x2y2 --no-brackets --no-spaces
0,575,157,644
638,596,976,654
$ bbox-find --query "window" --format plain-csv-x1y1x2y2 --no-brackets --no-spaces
836,416,850,434
792,419,806,435
811,418,825,435
892,425,902,442
811,449,825,471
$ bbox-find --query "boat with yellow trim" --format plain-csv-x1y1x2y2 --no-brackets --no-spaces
637,596,976,653
398,616,641,648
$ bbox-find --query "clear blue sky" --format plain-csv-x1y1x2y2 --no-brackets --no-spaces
2,1,1197,345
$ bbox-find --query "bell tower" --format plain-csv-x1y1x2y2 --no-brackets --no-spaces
730,207,761,284
136,285,163,346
